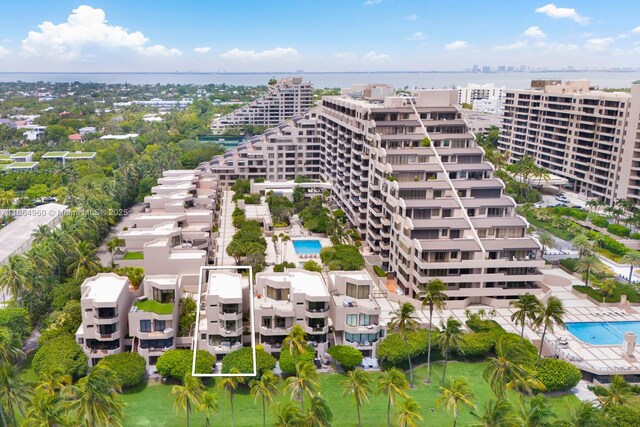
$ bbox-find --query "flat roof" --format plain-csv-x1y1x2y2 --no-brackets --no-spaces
208,272,243,298
83,274,128,303
7,162,38,169
263,270,329,298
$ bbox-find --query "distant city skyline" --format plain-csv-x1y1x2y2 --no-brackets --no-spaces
0,1,639,72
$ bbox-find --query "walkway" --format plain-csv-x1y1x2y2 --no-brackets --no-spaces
216,190,237,266
572,380,599,403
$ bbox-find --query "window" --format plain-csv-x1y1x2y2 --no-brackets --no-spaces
346,282,369,299
346,314,357,327
359,314,370,326
153,288,175,304
154,320,166,331
434,190,443,198
266,286,290,301
140,320,151,333
262,317,272,328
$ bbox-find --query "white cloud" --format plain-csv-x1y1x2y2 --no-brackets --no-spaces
408,32,426,41
493,41,528,51
0,46,9,58
193,47,211,54
21,5,182,60
535,3,589,25
220,47,299,61
336,52,358,60
363,0,382,4
535,41,579,52
585,37,615,50
444,40,468,51
632,26,640,34
363,51,390,61
405,14,418,21
523,26,546,38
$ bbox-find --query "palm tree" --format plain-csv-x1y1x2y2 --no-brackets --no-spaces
340,369,370,427
0,364,30,427
533,296,565,366
571,235,593,258
483,336,539,399
272,235,279,264
22,387,65,427
281,234,291,261
273,402,304,427
470,399,518,427
438,317,464,386
419,279,446,384
285,361,319,412
218,370,245,427
388,303,419,387
376,368,409,427
67,365,125,427
0,255,33,305
621,251,640,284
305,393,333,427
172,374,204,427
106,237,124,267
599,375,632,412
437,377,476,427
558,400,603,427
0,190,15,209
250,371,279,427
196,392,219,427
537,232,555,254
510,294,542,342
283,324,307,377
515,394,556,427
35,367,72,396
0,327,24,365
396,398,423,427
575,256,602,288
66,241,101,279
31,225,52,244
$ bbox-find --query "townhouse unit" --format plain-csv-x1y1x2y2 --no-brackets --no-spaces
211,77,313,134
254,269,330,356
202,84,545,307
75,273,132,366
499,80,630,204
198,271,248,359
327,271,386,357
129,275,182,366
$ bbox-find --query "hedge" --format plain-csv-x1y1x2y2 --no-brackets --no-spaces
453,331,501,360
377,330,439,369
552,207,588,221
596,234,629,257
535,358,581,392
32,334,88,380
273,262,296,273
591,216,610,228
631,233,640,240
243,193,262,204
559,258,579,272
221,346,276,377
303,260,323,272
465,318,503,333
100,352,146,388
373,265,387,278
573,282,640,303
327,345,363,371
499,333,538,365
609,406,640,427
607,223,631,238
279,344,315,374
156,349,215,381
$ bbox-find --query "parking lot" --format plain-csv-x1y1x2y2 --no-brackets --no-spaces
536,190,588,209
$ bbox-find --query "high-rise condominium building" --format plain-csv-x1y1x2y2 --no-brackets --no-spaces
499,80,631,204
211,77,313,134
204,85,544,306
457,83,505,113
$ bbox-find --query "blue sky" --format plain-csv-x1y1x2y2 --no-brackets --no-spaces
0,0,639,71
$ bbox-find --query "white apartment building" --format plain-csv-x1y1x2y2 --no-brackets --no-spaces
211,77,313,134
457,83,504,113
499,80,630,204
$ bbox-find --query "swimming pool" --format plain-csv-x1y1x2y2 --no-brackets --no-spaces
565,321,640,345
292,239,322,255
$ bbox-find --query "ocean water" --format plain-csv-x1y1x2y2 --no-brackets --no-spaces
0,71,639,89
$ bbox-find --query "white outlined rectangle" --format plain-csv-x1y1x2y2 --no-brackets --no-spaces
191,265,256,377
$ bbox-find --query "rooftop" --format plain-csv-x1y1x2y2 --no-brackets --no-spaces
208,271,243,298
83,274,129,303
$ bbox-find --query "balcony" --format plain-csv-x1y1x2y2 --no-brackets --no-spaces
305,324,329,334
136,327,174,339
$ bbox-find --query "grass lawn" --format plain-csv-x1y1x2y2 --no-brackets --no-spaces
134,299,174,315
18,352,39,383
123,251,144,260
121,362,579,427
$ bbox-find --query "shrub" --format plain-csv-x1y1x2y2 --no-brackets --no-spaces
573,282,640,303
51,279,82,311
303,260,323,272
279,344,316,374
465,318,503,333
319,245,364,271
587,384,608,396
0,307,31,339
243,193,262,204
100,352,146,388
114,267,144,289
221,346,276,376
535,358,581,392
32,334,87,380
156,349,214,380
232,208,245,228
453,331,499,360
178,297,197,336
552,207,588,221
591,216,610,228
609,406,640,427
327,345,363,371
372,265,386,278
559,258,579,272
420,137,431,147
274,262,296,272
377,330,438,369
631,233,640,240
607,223,631,238
499,333,538,364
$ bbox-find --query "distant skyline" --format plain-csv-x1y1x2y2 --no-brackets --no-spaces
0,1,638,72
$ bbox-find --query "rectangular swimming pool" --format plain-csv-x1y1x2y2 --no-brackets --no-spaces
292,239,322,255
565,321,640,345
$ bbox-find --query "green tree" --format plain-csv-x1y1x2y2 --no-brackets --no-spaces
285,361,319,412
532,296,565,365
283,325,307,377
621,251,640,285
483,336,539,399
305,393,333,427
515,395,556,427
250,371,279,427
572,235,593,258
510,294,541,342
0,364,30,427
172,374,204,427
65,241,101,279
196,392,219,427
340,369,371,427
575,256,602,288
470,399,518,427
67,365,125,427
0,255,33,306
396,398,423,427
99,352,146,388
537,232,555,254
106,237,125,267
599,375,632,412
558,400,603,427
273,402,304,427
437,377,475,427
438,317,464,386
218,369,245,427
388,303,419,387
376,368,409,427
420,279,447,384
22,387,65,427
0,327,24,365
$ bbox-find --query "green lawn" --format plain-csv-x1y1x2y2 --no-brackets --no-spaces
123,251,144,260
121,362,579,427
134,300,174,315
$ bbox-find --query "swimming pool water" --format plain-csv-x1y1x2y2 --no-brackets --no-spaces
292,239,322,255
565,321,640,345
